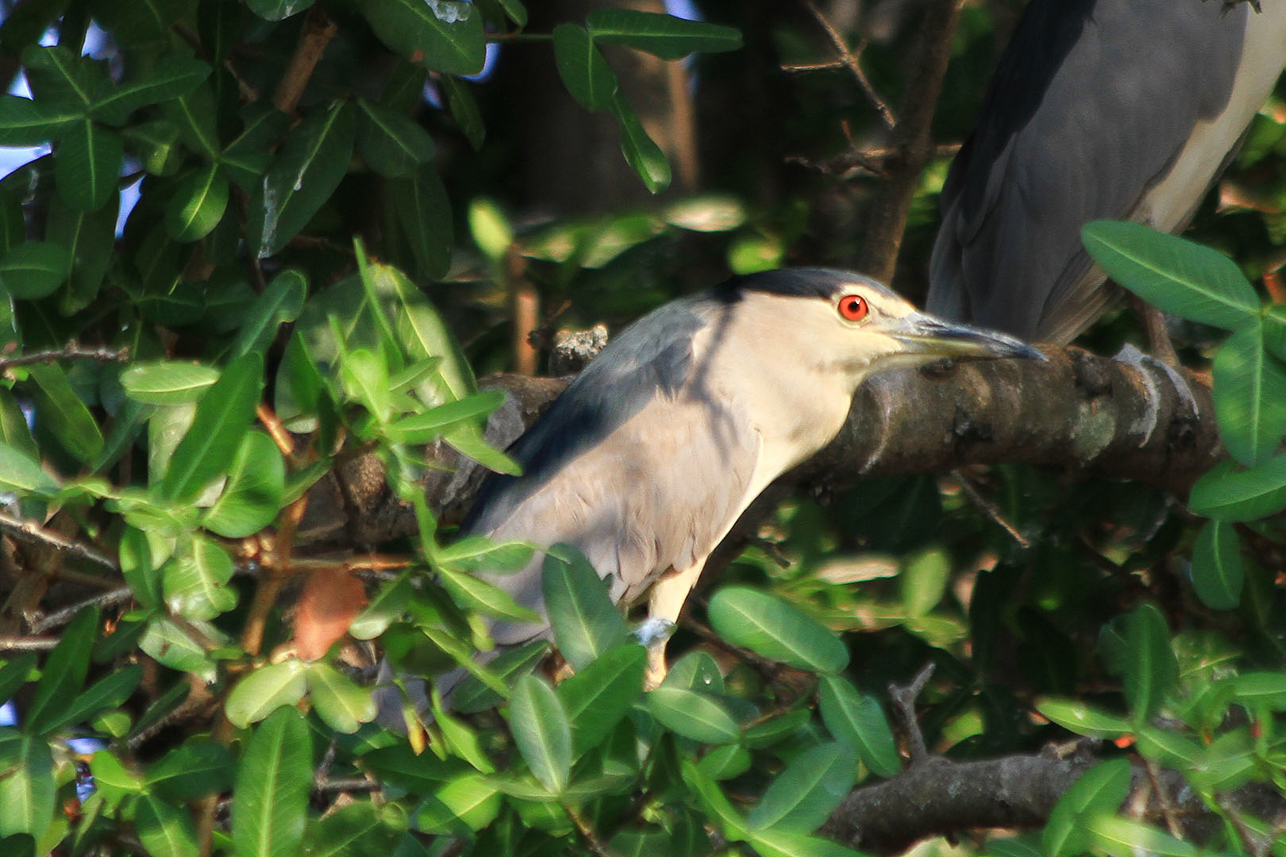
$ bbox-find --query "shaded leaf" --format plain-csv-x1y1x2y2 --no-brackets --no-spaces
135,794,199,857
91,56,211,125
542,545,630,671
56,119,122,211
1190,519,1243,610
0,241,70,300
355,99,435,178
1123,603,1178,722
611,92,669,193
818,675,900,777
165,165,228,242
27,362,103,464
747,742,856,832
1212,320,1286,467
231,707,312,857
144,740,235,801
300,801,406,857
0,731,54,838
1189,456,1286,521
556,643,646,755
362,0,486,75
26,606,97,734
510,674,572,794
248,0,315,21
1042,759,1132,857
586,9,742,59
552,24,617,111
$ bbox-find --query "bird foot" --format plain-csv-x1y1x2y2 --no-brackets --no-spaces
635,618,675,690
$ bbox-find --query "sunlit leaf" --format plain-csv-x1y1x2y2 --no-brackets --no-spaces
707,586,847,674
510,674,572,794
542,545,630,670
231,707,312,857
306,662,377,733
647,686,738,744
225,660,308,729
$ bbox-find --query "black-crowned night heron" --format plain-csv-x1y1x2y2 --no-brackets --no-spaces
928,0,1286,344
386,268,1040,718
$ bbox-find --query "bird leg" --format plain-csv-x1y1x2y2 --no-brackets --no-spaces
642,562,705,689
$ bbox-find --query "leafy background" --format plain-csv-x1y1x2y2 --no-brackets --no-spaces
0,1,1284,856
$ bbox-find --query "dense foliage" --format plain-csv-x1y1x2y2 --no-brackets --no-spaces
0,1,1284,856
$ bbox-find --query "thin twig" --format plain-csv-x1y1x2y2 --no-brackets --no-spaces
256,402,298,458
889,662,936,765
802,0,895,130
0,510,120,573
0,345,130,372
30,586,133,633
948,473,1030,548
272,6,339,115
0,634,59,650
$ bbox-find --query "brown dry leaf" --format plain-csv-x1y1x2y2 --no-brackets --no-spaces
294,566,367,661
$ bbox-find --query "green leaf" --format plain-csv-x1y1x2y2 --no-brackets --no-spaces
746,828,868,857
510,674,572,794
247,0,315,21
360,745,461,793
144,740,235,801
139,618,218,682
647,686,739,744
387,162,453,279
161,535,237,621
0,389,36,460
300,801,406,857
389,391,504,442
26,606,97,734
451,640,548,713
355,99,435,178
0,241,71,299
900,546,950,617
552,24,617,111
21,45,96,106
306,662,377,734
818,675,901,777
161,352,264,502
1190,519,1243,610
707,586,848,674
680,760,748,842
611,92,670,193
162,83,219,160
202,431,285,538
35,664,141,736
437,566,541,624
135,794,199,857
91,56,211,125
556,643,646,755
442,423,520,475
55,119,122,211
165,165,228,242
1261,304,1286,361
1087,815,1197,857
1212,320,1286,467
27,362,103,464
249,101,355,258
225,660,308,729
0,443,57,497
1123,603,1178,723
586,9,742,59
1188,455,1286,521
541,545,630,670
413,772,501,835
122,362,220,404
747,742,856,832
440,76,484,150
229,269,308,359
0,731,54,838
1081,221,1259,330
1042,759,1132,857
0,96,77,145
232,706,312,857
0,654,36,707
362,0,486,75
1034,698,1131,739
46,192,116,311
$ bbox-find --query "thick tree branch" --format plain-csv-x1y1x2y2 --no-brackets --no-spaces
304,347,1218,548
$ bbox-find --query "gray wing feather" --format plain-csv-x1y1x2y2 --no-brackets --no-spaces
929,0,1245,342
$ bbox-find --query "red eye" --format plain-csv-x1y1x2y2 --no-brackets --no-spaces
838,294,868,321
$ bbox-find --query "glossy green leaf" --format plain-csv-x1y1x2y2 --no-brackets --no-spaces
388,390,504,443
162,83,219,160
135,794,199,857
747,742,856,832
413,772,501,835
1136,727,1203,768
122,362,220,404
1190,519,1243,610
360,745,461,793
437,566,541,624
1042,759,1132,857
144,740,235,801
55,118,122,211
46,192,116,311
247,0,315,21
161,352,263,502
435,537,533,574
362,0,486,75
1262,304,1286,361
1212,320,1286,467
36,664,141,736
225,659,308,729
0,731,54,838
611,92,670,193
0,442,57,497
542,545,630,670
663,650,725,694
1231,671,1286,709
707,586,847,673
442,423,520,475
0,96,77,145
1123,603,1178,722
355,99,435,178
231,706,312,857
165,165,228,242
818,675,901,777
139,618,218,682
202,431,285,538
0,389,36,459
1081,221,1259,329
388,161,453,279
1188,456,1286,521
1087,815,1197,857
1034,698,1131,739
680,761,748,841
229,269,308,359
91,56,211,125
552,24,617,111
161,535,237,621
451,640,548,713
306,662,377,734
697,743,751,780
300,801,406,857
249,101,355,258
0,654,36,708
0,241,71,299
647,686,739,744
21,45,96,106
586,9,742,59
557,643,646,755
26,606,97,734
510,674,572,794
746,828,867,857
27,362,103,463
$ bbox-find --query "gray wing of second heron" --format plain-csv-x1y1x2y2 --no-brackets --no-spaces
928,0,1245,343
464,296,761,646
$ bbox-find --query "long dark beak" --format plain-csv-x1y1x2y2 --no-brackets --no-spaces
888,312,1046,362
